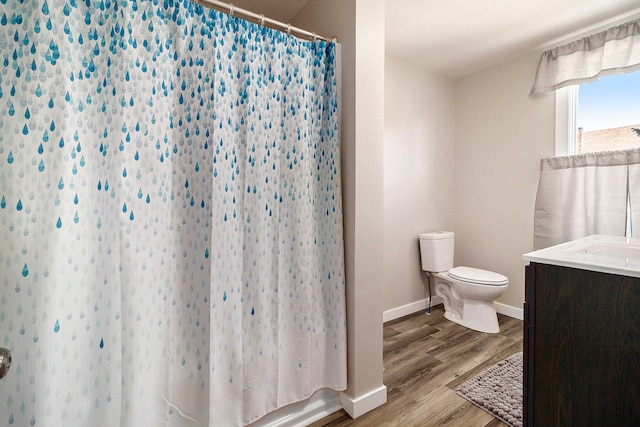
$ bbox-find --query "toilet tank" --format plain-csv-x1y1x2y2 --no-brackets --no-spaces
419,231,454,272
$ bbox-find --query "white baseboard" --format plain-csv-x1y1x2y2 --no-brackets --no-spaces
384,298,523,323
383,297,443,323
495,301,524,320
339,385,387,419
250,389,342,427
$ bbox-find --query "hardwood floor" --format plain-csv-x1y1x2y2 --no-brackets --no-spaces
310,305,523,427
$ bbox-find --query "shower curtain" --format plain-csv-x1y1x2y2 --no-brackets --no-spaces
0,1,346,426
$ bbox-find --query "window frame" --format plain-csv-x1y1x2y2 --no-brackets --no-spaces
556,73,640,156
555,85,579,156
555,84,635,236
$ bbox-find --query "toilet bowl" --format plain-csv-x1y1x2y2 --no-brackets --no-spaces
419,232,508,334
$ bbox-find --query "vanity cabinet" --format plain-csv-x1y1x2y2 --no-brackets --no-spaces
524,262,640,426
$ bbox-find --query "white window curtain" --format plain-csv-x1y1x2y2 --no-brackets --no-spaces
530,19,640,95
533,149,640,250
630,159,640,239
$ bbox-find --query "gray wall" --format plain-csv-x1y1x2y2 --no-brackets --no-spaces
383,51,557,319
454,52,555,312
383,56,456,315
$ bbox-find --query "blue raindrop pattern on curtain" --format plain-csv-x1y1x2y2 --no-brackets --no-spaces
208,11,345,426
0,0,346,426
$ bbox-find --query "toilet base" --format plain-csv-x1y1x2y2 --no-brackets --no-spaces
432,273,505,334
443,300,500,334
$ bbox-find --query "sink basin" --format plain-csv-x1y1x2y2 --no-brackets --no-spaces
570,239,640,261
523,235,640,278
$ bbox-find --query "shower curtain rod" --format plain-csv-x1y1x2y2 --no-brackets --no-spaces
192,0,333,42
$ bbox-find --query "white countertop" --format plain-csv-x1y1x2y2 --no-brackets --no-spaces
523,235,640,278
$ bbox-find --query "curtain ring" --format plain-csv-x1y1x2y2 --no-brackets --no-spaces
286,23,291,34
229,3,235,15
312,32,317,41
260,14,265,26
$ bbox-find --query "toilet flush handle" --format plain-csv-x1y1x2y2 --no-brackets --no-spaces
0,348,11,380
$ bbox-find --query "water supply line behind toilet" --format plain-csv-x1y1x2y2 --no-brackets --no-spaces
425,272,432,315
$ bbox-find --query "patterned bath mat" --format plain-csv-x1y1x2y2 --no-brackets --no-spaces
456,352,523,427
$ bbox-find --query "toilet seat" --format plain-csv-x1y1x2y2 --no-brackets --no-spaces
449,266,508,286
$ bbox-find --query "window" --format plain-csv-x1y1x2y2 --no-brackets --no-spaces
556,71,640,155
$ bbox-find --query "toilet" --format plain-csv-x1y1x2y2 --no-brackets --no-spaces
419,231,508,333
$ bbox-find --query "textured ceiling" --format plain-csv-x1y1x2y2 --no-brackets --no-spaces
213,0,640,79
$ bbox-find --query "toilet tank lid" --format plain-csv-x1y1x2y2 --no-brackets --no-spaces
449,266,508,285
419,231,454,240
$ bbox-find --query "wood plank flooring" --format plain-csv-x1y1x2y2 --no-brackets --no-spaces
310,305,523,427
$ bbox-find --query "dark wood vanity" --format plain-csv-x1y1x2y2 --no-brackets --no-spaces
523,262,640,426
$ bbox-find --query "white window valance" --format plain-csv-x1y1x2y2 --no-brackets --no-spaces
530,19,640,95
